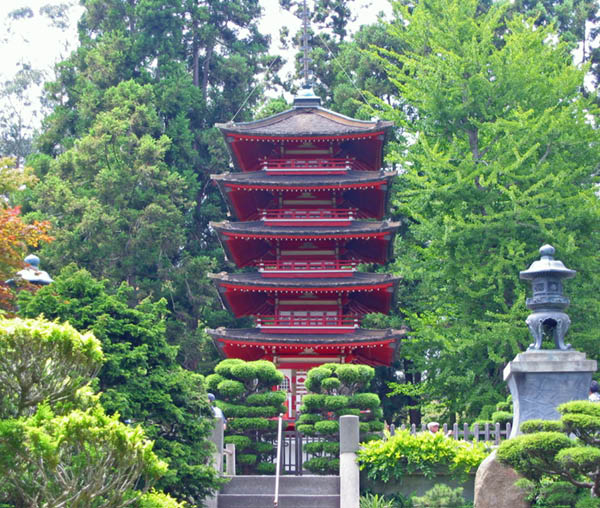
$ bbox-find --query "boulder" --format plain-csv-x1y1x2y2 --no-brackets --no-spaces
474,450,529,508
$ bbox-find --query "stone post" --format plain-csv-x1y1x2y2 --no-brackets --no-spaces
205,416,224,508
339,415,360,508
504,350,596,437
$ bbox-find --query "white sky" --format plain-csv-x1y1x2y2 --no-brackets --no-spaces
0,0,392,82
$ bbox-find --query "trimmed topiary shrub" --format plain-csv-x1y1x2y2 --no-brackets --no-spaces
209,359,284,474
498,401,600,501
299,363,384,474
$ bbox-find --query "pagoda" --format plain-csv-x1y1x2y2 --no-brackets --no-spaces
207,86,403,416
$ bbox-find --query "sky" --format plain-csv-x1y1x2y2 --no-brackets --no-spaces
0,0,392,82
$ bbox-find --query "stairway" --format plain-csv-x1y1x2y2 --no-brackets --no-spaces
217,475,340,508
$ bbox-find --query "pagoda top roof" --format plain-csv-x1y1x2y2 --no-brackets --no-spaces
207,327,405,345
211,220,400,237
211,170,396,188
208,271,399,289
216,105,393,138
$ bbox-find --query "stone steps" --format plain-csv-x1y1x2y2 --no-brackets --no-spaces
217,475,340,508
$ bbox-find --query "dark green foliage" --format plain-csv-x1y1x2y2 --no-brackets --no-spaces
18,0,280,375
521,420,565,434
211,359,284,474
491,411,513,425
300,364,384,475
412,484,467,508
498,401,600,499
16,266,220,503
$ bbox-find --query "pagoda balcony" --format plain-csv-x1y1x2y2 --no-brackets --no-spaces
260,157,370,175
258,208,360,226
255,314,361,334
257,259,358,278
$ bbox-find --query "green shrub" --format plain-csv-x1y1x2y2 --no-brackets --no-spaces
304,441,325,454
496,401,511,412
230,363,257,382
321,377,341,392
360,422,371,433
237,454,257,465
412,484,466,508
491,411,513,425
350,393,380,410
214,359,244,378
335,408,361,417
324,395,349,411
576,498,600,508
297,413,320,425
138,490,187,508
360,493,394,508
211,359,283,475
358,430,489,484
315,420,339,435
256,462,276,474
520,419,565,434
370,420,385,432
301,394,326,412
227,417,277,432
206,373,225,392
216,379,245,400
296,424,316,436
304,457,339,474
224,435,252,450
252,441,274,454
245,391,286,407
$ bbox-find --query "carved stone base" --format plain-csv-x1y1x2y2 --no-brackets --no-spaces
503,350,596,438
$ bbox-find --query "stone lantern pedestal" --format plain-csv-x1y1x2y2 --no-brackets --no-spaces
504,350,596,438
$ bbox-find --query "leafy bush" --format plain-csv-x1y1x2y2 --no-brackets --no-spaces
360,493,394,508
358,430,489,484
491,410,513,425
210,359,285,474
498,401,600,500
300,363,384,475
412,484,467,508
256,462,276,474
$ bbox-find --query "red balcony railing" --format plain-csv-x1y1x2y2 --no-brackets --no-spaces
260,157,370,174
256,314,361,334
257,259,358,278
258,208,357,225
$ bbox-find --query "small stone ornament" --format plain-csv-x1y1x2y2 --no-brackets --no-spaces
519,245,575,350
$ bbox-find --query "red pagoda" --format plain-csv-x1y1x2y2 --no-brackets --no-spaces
208,87,403,416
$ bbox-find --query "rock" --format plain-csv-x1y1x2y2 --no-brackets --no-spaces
474,450,529,508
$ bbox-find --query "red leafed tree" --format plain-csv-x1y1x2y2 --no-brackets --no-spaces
0,206,52,312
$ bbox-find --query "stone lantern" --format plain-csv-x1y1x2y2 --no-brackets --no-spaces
15,254,53,285
503,244,596,437
519,244,575,350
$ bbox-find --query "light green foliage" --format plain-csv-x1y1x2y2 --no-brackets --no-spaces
412,484,467,508
211,359,285,474
0,404,167,507
17,266,220,502
0,317,103,418
358,430,489,484
498,401,600,498
301,364,384,474
360,492,394,508
369,0,600,419
138,490,187,508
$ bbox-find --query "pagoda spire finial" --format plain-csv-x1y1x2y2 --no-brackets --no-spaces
301,0,311,87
